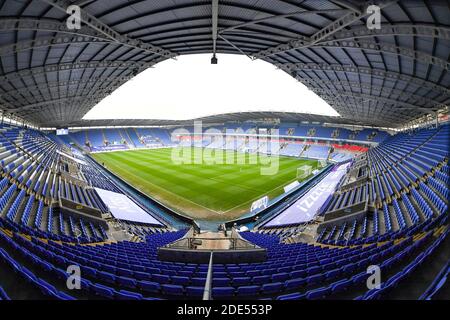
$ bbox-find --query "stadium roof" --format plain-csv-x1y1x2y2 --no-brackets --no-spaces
0,0,449,128
63,111,367,128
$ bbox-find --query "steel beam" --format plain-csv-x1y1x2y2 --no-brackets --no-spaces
0,17,106,38
297,77,448,109
317,24,450,43
316,40,449,70
0,76,132,101
219,9,349,35
39,0,177,58
0,34,110,56
313,88,438,115
252,0,397,59
0,60,157,84
274,62,450,96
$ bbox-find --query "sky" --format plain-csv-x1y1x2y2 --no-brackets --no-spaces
83,53,339,121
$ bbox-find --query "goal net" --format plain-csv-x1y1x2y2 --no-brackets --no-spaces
297,165,312,179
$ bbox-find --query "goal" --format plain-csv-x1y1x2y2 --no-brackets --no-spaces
297,165,312,179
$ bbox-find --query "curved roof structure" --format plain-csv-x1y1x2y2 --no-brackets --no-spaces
0,0,449,128
64,111,365,128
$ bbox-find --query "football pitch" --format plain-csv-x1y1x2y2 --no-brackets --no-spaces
92,148,320,221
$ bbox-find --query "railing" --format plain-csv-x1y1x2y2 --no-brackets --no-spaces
203,252,214,301
166,236,259,250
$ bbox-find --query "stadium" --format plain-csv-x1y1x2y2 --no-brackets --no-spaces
0,0,449,304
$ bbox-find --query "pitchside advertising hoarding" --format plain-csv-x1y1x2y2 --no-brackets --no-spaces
283,180,300,193
250,196,269,212
95,188,162,225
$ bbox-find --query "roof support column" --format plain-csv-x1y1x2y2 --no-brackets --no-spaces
211,0,219,64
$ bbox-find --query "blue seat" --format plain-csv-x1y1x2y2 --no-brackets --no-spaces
191,277,206,286
0,286,10,300
246,270,260,277
261,282,283,294
306,273,324,286
172,276,190,286
186,286,204,297
237,285,260,296
212,287,235,298
97,271,116,284
54,291,76,300
253,275,270,285
232,277,252,286
271,273,289,282
306,286,331,300
212,277,230,286
117,276,137,289
36,259,53,273
214,271,227,278
284,278,306,290
177,270,194,277
276,292,305,300
134,271,151,281
351,272,368,284
306,266,322,276
139,280,160,293
102,265,117,274
117,290,143,300
325,268,341,280
331,278,352,293
54,268,69,280
80,278,92,291
290,269,307,278
35,278,57,297
91,283,115,299
20,267,38,283
152,274,170,284
116,268,134,278
161,284,184,296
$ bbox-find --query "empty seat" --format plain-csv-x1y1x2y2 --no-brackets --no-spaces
276,292,305,300
91,283,115,299
284,278,306,290
185,286,204,297
236,285,260,296
161,284,184,296
172,276,190,286
139,281,160,293
212,287,235,298
261,282,283,294
117,290,143,300
117,276,137,289
306,286,331,300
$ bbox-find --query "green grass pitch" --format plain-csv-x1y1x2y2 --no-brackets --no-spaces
92,147,319,221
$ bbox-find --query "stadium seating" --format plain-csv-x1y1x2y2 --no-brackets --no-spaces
69,124,386,152
0,122,448,300
315,124,448,246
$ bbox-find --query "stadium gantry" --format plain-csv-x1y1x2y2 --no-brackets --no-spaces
0,0,448,302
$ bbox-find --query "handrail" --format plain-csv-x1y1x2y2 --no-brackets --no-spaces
166,236,259,250
203,252,214,300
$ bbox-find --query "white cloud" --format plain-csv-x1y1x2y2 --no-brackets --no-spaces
83,53,339,121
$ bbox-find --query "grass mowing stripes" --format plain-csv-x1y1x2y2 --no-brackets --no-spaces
92,147,319,221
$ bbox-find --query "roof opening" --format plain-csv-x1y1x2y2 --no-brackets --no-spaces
83,54,340,121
